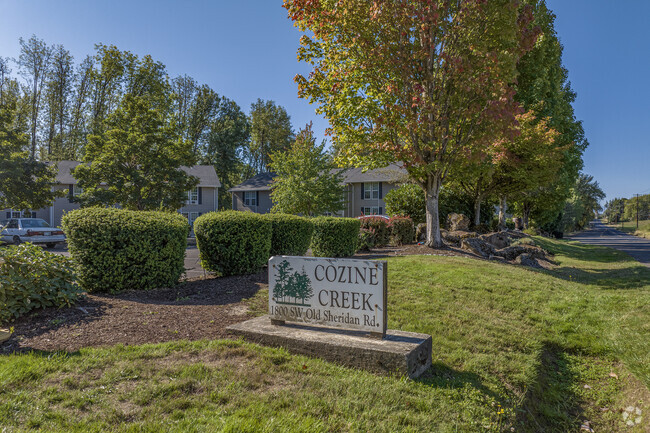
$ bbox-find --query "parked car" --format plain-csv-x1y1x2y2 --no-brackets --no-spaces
0,218,66,248
357,215,390,221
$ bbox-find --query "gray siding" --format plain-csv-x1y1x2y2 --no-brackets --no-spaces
53,184,80,228
346,182,398,218
178,186,218,216
232,190,273,214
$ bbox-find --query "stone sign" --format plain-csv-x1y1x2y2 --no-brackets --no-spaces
268,256,387,336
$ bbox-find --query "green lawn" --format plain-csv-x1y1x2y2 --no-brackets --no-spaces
610,219,650,238
1,237,648,432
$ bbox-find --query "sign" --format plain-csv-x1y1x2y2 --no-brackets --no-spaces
268,256,387,336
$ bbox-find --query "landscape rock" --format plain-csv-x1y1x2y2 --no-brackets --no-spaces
0,329,10,344
480,231,511,249
489,255,506,262
416,223,427,242
496,245,548,261
447,213,470,232
515,253,542,269
443,230,477,245
461,237,496,258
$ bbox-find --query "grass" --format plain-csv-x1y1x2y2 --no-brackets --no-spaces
1,237,649,432
609,219,650,238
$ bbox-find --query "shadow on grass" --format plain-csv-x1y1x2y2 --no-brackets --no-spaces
535,237,631,264
514,342,585,433
529,238,650,289
416,362,502,401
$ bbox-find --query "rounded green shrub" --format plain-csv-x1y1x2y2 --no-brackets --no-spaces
359,216,390,246
0,243,82,323
62,208,189,292
389,216,415,246
357,227,377,252
264,213,314,256
194,211,271,276
384,183,426,225
310,217,360,257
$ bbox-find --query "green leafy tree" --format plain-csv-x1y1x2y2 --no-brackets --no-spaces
560,173,605,231
43,44,74,159
509,0,588,229
73,94,197,211
603,198,627,223
204,97,250,209
285,0,538,247
623,195,650,222
384,183,426,225
0,90,60,211
18,35,53,158
248,99,293,174
269,123,345,216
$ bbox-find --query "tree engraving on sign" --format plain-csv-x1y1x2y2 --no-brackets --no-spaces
272,260,313,307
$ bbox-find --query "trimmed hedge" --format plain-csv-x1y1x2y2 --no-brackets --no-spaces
1,243,82,323
194,211,271,276
62,208,189,292
265,213,314,256
357,227,376,252
389,216,415,246
310,217,360,257
359,216,390,246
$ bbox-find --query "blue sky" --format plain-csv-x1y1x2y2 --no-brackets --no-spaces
0,0,647,202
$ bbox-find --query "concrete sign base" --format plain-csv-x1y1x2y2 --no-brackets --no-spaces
227,315,432,378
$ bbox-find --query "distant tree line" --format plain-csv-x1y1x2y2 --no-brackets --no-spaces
0,36,295,211
604,195,650,224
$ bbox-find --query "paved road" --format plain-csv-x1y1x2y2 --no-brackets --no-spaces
51,244,209,279
567,220,650,267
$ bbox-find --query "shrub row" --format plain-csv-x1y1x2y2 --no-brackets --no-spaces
0,243,81,323
194,211,272,277
310,217,360,258
389,216,416,246
359,217,390,246
62,208,363,286
62,208,189,292
266,213,314,257
357,216,416,250
194,213,360,275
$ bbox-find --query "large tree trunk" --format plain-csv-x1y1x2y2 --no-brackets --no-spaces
425,174,443,248
522,203,531,229
498,196,507,228
473,195,482,227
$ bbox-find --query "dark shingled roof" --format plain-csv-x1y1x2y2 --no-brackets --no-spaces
228,163,407,192
52,161,220,187
228,172,277,192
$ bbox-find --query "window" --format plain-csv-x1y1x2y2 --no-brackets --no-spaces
244,191,257,206
187,187,199,205
362,207,380,215
73,185,83,197
363,182,379,199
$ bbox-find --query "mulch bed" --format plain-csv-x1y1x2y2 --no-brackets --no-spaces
1,272,268,354
0,245,477,354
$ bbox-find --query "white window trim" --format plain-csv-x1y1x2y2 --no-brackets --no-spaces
187,187,199,205
362,206,380,216
363,182,379,200
244,191,257,207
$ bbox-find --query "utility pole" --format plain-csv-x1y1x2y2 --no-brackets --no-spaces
636,194,639,230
